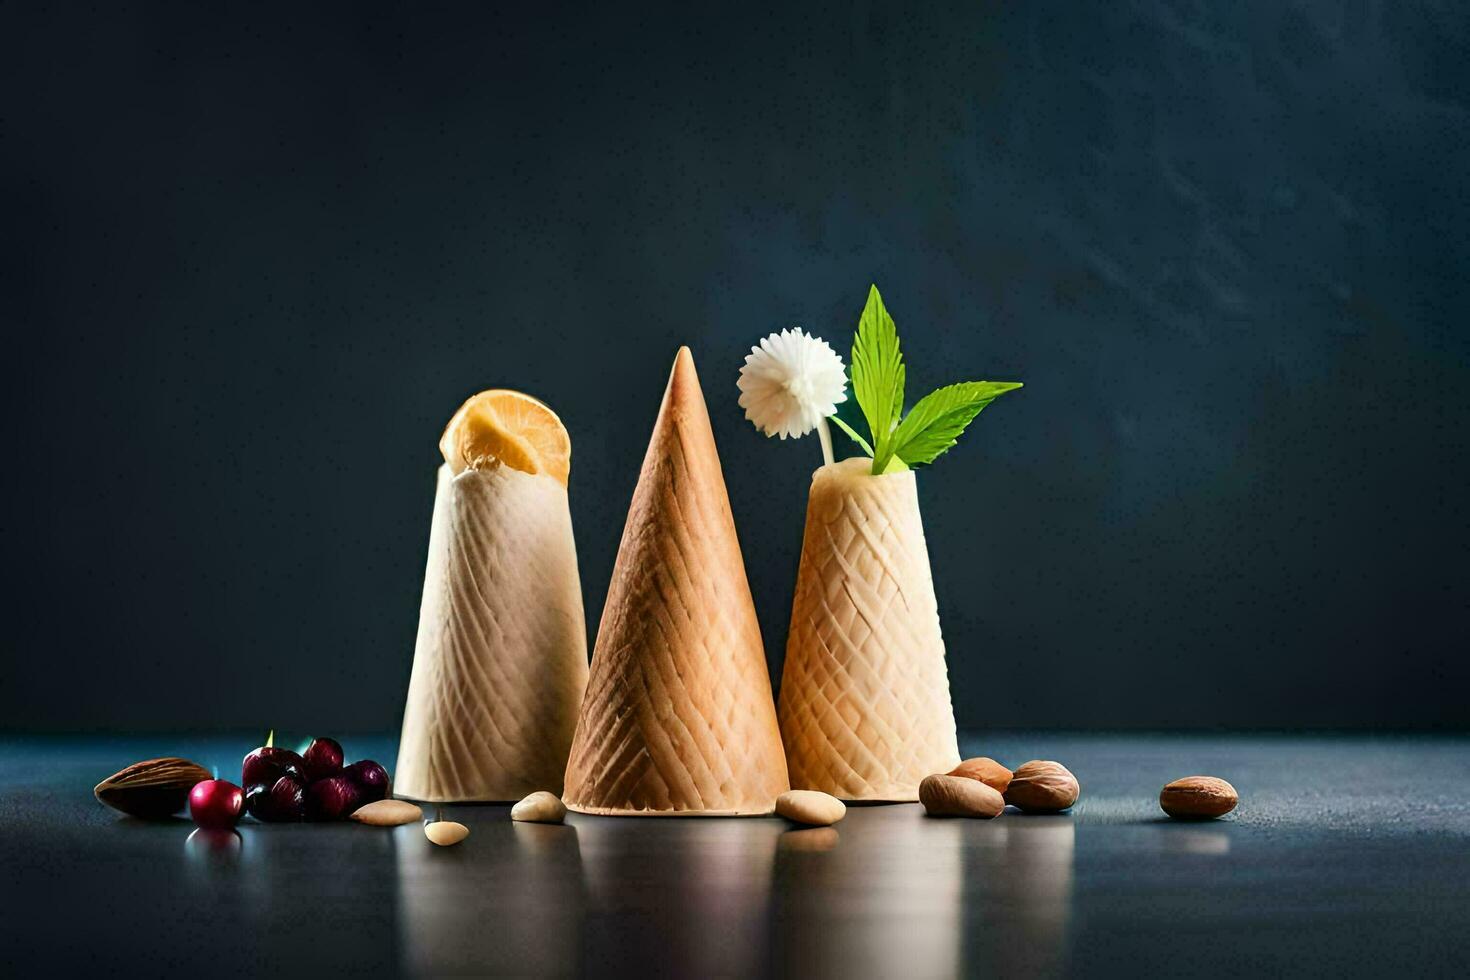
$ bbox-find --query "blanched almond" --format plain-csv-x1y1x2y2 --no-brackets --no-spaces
350,799,423,826
424,820,469,846
775,790,846,826
511,791,567,824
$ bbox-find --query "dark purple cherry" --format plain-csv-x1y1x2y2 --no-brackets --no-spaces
302,737,345,781
305,776,360,821
241,745,305,789
342,759,390,803
246,775,306,822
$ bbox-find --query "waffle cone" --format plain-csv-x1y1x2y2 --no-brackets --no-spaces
777,457,960,801
562,347,789,815
395,464,589,802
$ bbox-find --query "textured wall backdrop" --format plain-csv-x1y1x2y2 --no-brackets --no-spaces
3,2,1467,731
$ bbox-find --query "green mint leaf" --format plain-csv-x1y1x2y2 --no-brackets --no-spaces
829,414,874,457
890,381,1022,466
850,284,905,472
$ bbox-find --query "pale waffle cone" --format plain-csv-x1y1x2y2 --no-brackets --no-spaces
562,347,790,815
395,464,589,802
777,457,961,801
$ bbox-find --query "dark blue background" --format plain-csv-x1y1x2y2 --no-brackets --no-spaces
3,2,1466,731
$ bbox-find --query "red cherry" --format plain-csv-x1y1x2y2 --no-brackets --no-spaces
189,779,244,830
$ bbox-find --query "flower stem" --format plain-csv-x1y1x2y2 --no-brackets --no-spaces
817,417,835,467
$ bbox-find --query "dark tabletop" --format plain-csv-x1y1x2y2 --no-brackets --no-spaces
3,733,1467,978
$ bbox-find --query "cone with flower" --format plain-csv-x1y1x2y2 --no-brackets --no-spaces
740,286,1021,801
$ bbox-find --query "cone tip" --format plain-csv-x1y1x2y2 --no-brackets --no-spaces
664,345,702,406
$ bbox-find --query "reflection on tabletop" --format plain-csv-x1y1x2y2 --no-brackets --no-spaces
387,803,1082,978
772,806,1076,978
397,817,586,976
1153,821,1231,856
576,818,783,976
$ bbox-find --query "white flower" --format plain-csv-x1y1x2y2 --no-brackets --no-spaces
737,328,848,439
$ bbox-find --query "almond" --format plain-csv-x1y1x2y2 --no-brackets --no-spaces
775,790,846,826
1004,760,1079,813
1160,776,1237,819
511,791,567,824
947,757,1012,793
350,799,423,826
424,820,469,846
919,774,1005,818
94,757,211,819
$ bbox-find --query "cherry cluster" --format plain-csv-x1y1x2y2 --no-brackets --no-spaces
242,737,389,822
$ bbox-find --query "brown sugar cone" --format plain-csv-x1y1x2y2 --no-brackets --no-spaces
395,464,589,802
778,457,961,801
562,347,790,815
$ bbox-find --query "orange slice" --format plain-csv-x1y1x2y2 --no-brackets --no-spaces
439,389,571,486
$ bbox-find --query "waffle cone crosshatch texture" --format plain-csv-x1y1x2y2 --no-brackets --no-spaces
562,347,790,815
395,461,590,803
778,458,962,801
15,13,1470,975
